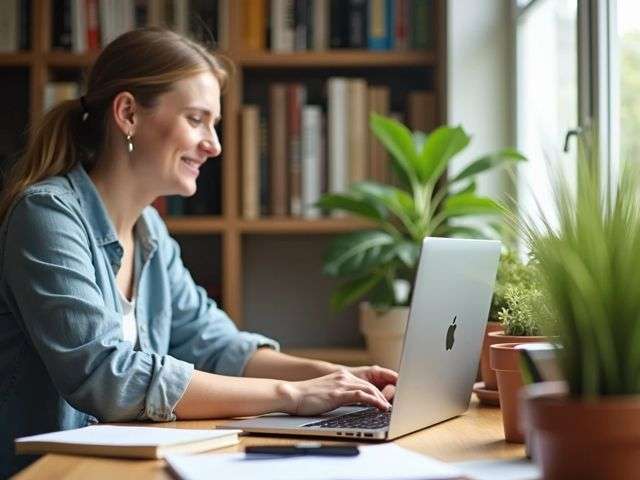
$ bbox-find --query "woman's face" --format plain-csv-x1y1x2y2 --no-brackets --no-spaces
133,71,222,197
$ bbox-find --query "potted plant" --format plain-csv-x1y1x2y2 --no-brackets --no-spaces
476,251,539,405
519,154,640,478
489,285,549,442
317,113,525,369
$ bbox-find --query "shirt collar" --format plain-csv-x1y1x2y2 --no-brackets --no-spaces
66,163,158,256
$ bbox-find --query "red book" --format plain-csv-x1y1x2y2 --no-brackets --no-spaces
86,0,100,50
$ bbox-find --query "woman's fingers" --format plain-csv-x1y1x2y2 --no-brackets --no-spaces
339,388,389,411
345,374,391,410
381,384,396,402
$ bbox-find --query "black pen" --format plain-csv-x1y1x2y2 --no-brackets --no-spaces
245,442,360,456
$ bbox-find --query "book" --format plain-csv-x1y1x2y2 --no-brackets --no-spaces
327,77,348,197
407,90,437,134
242,105,260,219
243,0,266,50
15,425,241,459
0,0,18,52
312,0,329,51
287,84,306,216
368,86,390,182
347,78,368,184
302,105,322,219
269,83,288,216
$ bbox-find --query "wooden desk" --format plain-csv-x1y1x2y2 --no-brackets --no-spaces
14,398,524,480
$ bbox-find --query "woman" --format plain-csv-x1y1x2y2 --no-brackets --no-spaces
0,28,396,477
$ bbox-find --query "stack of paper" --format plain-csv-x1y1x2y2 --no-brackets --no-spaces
166,443,464,480
15,425,240,459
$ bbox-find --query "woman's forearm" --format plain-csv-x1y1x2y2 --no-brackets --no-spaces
242,348,341,381
173,369,295,419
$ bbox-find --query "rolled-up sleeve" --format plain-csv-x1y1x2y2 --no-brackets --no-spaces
154,213,279,377
2,192,194,422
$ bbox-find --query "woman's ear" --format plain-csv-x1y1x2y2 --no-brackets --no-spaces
111,91,137,136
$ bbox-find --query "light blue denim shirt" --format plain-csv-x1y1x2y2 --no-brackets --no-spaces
0,163,279,477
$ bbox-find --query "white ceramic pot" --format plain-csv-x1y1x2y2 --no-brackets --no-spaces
359,302,409,370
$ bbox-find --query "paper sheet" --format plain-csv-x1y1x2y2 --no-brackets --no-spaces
166,443,463,480
15,425,240,447
453,458,540,480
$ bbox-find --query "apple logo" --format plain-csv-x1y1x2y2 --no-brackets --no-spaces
445,316,457,351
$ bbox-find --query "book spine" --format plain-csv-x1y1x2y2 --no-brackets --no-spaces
394,0,408,50
327,77,348,197
312,0,328,51
86,0,100,49
329,0,347,48
411,0,431,49
242,105,260,219
367,0,387,51
386,0,395,49
407,90,437,134
0,0,18,52
287,84,306,217
348,0,367,49
302,105,322,219
294,0,307,51
19,0,30,50
269,83,288,216
259,112,269,216
244,0,266,50
271,0,294,52
55,0,73,50
347,78,368,184
368,86,390,182
71,0,87,52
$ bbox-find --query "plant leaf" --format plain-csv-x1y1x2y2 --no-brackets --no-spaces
331,273,384,312
369,113,419,187
418,125,470,184
323,230,396,277
449,148,527,185
315,194,386,222
442,194,503,218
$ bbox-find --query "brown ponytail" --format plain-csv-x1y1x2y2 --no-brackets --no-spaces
0,27,231,224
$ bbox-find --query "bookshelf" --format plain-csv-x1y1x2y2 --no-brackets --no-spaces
1,0,446,364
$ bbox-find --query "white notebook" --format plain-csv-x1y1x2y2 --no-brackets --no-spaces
15,425,241,459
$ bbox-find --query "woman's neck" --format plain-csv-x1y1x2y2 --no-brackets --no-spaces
89,156,153,241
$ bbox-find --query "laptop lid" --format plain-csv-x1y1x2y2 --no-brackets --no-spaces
386,237,501,439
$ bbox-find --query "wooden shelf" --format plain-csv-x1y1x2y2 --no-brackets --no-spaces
0,52,33,66
239,218,375,234
238,50,436,68
283,347,370,367
45,51,98,67
165,216,227,234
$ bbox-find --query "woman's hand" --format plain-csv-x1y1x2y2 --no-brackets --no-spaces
347,365,398,401
278,369,392,416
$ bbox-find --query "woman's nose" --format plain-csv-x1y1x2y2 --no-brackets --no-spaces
200,137,221,158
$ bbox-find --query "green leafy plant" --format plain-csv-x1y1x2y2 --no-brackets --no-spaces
318,113,526,312
498,285,548,336
521,149,640,396
490,250,540,323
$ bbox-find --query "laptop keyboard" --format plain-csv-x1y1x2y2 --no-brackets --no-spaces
302,407,391,430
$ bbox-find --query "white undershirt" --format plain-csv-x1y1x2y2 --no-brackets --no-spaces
119,289,138,347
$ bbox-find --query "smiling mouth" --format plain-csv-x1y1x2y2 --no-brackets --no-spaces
181,157,203,172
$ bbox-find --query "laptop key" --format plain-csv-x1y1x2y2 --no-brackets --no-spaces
303,408,391,430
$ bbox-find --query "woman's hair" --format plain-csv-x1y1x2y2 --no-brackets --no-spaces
0,27,230,224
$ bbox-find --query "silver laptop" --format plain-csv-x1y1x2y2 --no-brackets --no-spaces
217,237,501,441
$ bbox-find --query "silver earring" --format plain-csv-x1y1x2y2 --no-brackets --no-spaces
126,133,134,153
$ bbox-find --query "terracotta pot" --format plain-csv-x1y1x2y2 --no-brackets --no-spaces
491,343,527,442
479,321,504,389
359,303,409,370
485,332,546,390
522,382,640,480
